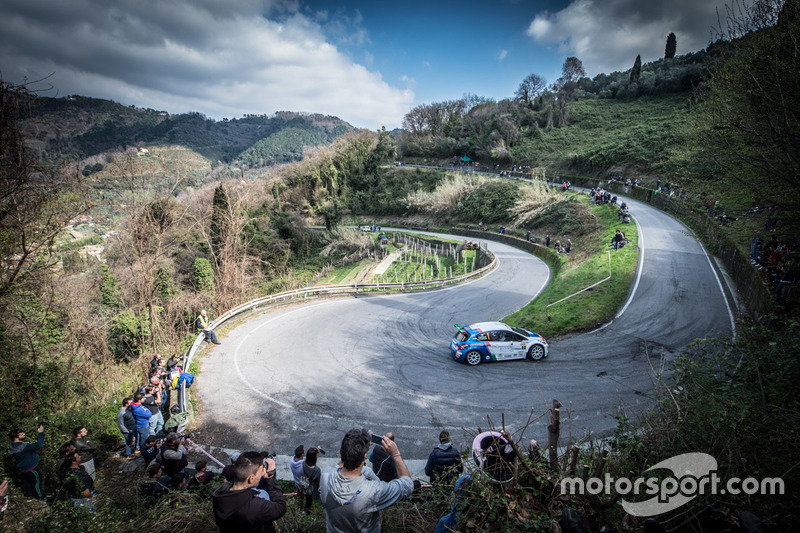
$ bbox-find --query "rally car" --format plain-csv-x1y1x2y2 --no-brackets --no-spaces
451,322,548,366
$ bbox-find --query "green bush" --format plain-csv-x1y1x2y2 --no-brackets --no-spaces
192,257,215,292
107,309,152,361
454,180,520,223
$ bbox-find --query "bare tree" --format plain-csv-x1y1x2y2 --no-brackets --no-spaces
515,73,547,108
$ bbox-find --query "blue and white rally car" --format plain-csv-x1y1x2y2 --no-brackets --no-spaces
451,322,548,366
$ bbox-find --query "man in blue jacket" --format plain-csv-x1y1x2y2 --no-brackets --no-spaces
130,392,153,453
9,425,46,499
424,430,463,485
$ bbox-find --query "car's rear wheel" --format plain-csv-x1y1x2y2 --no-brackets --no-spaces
465,350,482,366
527,345,545,361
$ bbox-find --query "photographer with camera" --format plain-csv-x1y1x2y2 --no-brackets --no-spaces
159,432,189,477
321,429,413,533
140,435,162,465
213,451,286,533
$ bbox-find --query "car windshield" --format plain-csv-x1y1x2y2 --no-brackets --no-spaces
454,331,469,342
511,326,530,337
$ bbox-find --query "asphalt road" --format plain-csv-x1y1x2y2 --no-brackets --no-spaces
194,197,735,459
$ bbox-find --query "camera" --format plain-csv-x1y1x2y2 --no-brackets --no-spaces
316,446,326,455
370,433,383,445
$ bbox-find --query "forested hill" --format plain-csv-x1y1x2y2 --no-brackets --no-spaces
20,95,354,164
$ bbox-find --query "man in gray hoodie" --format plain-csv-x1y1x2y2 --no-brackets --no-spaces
320,429,413,533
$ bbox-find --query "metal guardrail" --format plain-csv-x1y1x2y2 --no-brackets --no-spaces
178,247,497,411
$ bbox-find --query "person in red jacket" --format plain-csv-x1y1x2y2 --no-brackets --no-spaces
213,451,286,533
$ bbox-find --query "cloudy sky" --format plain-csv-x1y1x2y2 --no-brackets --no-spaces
0,0,734,130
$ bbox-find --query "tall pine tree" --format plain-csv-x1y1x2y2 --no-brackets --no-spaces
665,32,677,59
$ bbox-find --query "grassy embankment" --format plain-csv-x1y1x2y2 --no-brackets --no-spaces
505,202,639,337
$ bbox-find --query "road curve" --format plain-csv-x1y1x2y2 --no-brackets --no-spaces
195,198,735,459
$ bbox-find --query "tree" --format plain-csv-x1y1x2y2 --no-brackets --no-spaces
210,183,229,256
692,0,800,219
554,57,586,126
629,55,642,96
665,32,677,59
515,73,547,108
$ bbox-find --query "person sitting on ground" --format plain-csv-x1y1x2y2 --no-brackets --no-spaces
369,433,397,482
140,463,170,502
424,430,463,485
9,425,46,500
612,230,625,250
55,442,77,476
320,429,414,532
302,447,322,513
58,451,94,508
196,309,221,344
212,451,286,533
169,472,187,492
187,460,217,492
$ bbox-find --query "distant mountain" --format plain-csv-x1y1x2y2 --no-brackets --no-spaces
20,95,354,164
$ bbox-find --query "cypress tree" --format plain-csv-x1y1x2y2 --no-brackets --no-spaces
629,55,642,97
665,32,677,59
210,184,229,256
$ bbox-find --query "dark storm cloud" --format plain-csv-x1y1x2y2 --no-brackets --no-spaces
527,0,736,75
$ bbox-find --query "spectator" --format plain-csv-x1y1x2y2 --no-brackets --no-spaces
301,447,322,513
140,463,170,503
55,443,77,476
159,432,189,477
320,429,413,533
187,460,216,492
117,397,136,457
196,309,221,344
8,425,46,499
212,451,286,533
526,439,547,466
142,384,164,436
545,235,551,248
424,430,463,485
612,230,625,251
163,405,189,434
290,445,305,496
369,433,397,482
130,392,152,452
150,353,163,372
58,451,94,511
565,238,572,254
140,435,162,465
0,479,8,519
70,427,98,480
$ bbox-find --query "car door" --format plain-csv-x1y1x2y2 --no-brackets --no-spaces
486,330,514,360
504,331,528,360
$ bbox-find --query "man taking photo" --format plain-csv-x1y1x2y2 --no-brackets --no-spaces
320,429,413,533
213,451,286,533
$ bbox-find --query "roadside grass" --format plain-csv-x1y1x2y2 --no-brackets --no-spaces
505,203,639,337
317,262,362,284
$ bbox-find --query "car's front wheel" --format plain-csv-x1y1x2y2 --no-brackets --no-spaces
465,350,482,366
527,344,545,361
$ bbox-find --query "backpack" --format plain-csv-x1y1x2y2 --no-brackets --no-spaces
297,474,312,495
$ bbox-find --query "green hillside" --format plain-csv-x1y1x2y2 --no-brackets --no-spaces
511,93,693,177
21,96,354,163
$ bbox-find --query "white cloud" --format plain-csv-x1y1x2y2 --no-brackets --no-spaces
498,49,508,61
0,0,412,129
526,0,730,76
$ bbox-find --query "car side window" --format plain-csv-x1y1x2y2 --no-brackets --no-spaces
476,333,489,342
506,332,526,342
490,331,507,342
